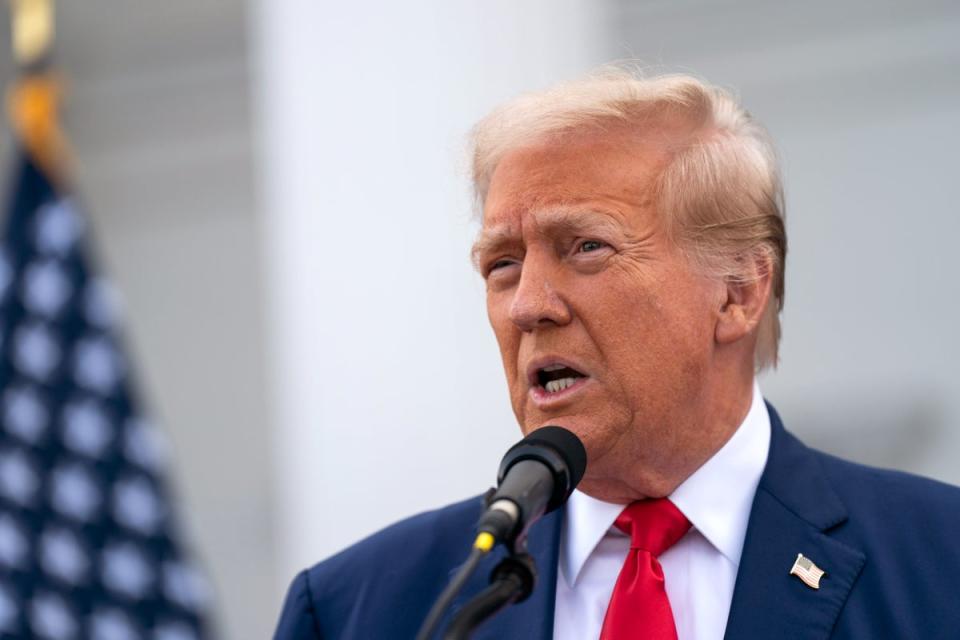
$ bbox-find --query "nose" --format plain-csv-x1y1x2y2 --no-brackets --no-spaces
508,254,572,332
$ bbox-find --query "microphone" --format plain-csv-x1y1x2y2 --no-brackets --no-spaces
475,426,587,550
416,426,587,640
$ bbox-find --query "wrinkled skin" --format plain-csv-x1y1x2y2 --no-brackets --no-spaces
475,132,769,503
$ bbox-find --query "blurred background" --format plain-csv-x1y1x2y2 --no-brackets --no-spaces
0,1,957,638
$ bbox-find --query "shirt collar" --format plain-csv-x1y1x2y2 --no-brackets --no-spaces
560,382,771,587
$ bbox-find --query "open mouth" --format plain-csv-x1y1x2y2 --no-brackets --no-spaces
536,364,587,394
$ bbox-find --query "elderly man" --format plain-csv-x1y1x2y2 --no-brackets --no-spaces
274,70,960,639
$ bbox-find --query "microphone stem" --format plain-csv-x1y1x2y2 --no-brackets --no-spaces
441,572,527,640
415,542,488,640
441,553,536,640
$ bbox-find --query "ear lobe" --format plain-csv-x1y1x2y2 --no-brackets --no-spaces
715,254,774,346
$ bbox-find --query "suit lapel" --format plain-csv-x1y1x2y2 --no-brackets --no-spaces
450,508,563,640
724,405,866,640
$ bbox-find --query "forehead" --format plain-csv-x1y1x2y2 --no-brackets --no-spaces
481,132,668,233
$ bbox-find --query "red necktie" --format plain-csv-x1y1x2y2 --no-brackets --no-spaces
599,499,691,640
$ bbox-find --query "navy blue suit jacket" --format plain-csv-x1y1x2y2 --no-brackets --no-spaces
275,406,960,639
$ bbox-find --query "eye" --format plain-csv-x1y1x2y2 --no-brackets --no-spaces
485,258,518,278
577,240,607,253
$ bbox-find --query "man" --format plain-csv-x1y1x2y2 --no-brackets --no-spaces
274,69,960,639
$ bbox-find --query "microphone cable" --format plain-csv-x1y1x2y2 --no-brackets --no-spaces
415,532,495,640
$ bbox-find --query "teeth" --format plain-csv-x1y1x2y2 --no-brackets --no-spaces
542,364,567,372
544,377,577,393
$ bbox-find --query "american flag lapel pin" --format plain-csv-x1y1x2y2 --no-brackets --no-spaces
790,553,826,589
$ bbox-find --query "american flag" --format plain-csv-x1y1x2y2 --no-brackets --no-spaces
789,553,826,590
0,153,214,639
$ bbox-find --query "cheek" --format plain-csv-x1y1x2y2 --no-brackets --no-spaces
487,294,521,380
578,272,715,388
487,294,529,426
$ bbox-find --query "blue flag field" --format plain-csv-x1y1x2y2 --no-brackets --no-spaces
0,154,212,639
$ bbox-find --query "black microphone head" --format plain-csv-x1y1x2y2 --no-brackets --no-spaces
520,426,587,488
497,426,587,512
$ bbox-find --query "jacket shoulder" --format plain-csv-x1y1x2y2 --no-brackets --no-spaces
767,403,960,536
274,570,320,640
813,447,960,589
806,449,960,636
306,494,483,584
817,449,960,527
274,495,484,639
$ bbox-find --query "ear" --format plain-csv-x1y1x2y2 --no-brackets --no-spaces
715,253,774,345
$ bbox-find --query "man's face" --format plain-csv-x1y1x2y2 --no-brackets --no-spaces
476,133,726,501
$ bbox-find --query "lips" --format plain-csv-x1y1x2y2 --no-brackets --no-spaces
537,364,586,392
526,357,591,404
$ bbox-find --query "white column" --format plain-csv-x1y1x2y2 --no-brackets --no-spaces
251,1,608,589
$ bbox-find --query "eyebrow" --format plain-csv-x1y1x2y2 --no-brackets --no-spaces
471,225,520,268
471,208,625,267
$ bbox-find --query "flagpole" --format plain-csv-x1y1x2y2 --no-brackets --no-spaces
7,0,71,188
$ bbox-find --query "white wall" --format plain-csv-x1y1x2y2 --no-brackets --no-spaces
252,0,609,587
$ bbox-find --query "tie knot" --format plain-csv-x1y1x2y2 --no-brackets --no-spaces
614,498,691,556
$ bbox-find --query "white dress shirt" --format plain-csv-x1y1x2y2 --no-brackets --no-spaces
553,383,771,640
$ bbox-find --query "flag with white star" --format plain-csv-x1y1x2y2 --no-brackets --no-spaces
0,152,214,639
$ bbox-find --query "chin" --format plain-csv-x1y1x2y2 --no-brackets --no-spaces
529,418,605,458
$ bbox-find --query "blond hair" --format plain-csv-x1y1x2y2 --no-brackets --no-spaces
469,67,786,370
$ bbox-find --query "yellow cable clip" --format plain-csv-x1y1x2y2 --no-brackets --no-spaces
473,532,495,553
